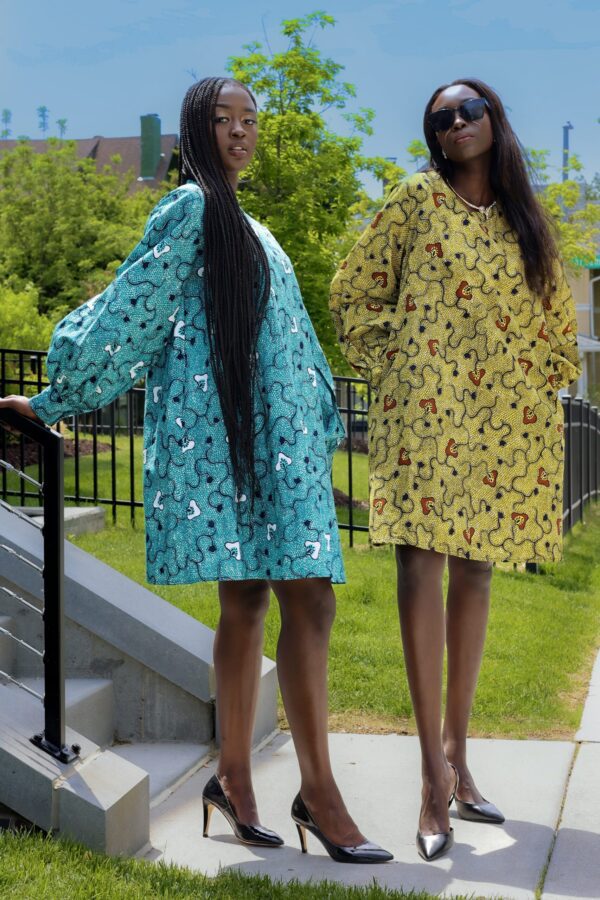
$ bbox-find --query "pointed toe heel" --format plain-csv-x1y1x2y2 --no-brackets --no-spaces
416,827,454,861
416,763,459,862
455,797,505,824
291,794,393,864
201,774,283,847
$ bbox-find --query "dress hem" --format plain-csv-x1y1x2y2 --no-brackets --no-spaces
146,571,346,586
370,534,562,564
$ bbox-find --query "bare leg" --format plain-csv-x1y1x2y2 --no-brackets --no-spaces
396,546,456,835
214,579,270,825
271,577,365,846
443,556,493,804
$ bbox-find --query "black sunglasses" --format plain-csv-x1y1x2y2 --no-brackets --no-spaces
427,97,490,133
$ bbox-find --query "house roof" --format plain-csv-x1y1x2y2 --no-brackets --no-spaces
0,133,178,192
578,334,600,353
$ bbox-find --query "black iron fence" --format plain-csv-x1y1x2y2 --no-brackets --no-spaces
0,405,78,763
1,348,599,546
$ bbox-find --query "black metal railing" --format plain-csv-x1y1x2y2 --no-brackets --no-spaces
0,407,78,763
0,349,143,525
1,348,599,546
562,394,600,533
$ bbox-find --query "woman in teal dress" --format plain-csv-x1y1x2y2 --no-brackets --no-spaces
0,77,391,864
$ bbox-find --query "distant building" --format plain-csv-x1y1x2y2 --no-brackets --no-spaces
0,114,177,192
568,256,600,401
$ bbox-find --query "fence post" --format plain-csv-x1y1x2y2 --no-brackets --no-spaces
590,406,600,498
346,381,354,549
563,395,572,535
578,397,585,524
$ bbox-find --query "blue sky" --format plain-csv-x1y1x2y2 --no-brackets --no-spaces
2,0,598,191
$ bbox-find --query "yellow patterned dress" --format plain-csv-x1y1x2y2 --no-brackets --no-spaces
330,170,581,562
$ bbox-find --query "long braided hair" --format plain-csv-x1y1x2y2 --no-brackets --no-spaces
179,77,270,501
423,78,559,297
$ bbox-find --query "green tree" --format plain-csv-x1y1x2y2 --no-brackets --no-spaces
0,109,11,139
56,117,68,139
227,11,403,368
528,151,600,269
584,171,600,203
0,139,160,313
406,138,429,170
0,283,56,350
37,105,49,135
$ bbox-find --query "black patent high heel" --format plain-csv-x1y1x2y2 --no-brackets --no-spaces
416,763,459,862
291,794,393,864
202,774,283,847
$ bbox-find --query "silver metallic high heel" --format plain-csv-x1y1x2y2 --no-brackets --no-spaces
416,763,458,862
455,796,505,824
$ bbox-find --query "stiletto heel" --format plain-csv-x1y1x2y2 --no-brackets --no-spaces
448,763,458,807
201,774,283,847
202,800,214,837
296,822,307,853
291,794,393,864
416,764,459,862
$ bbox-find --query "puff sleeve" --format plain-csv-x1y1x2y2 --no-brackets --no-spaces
30,186,204,425
329,181,416,389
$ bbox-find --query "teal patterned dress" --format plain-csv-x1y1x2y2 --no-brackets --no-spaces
30,184,346,585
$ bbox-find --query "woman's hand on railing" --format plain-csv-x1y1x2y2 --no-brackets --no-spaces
0,395,43,423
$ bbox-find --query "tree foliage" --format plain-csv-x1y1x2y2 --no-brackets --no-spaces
0,283,55,351
406,139,429,170
0,140,159,320
227,12,403,368
0,109,11,139
36,105,49,135
526,150,600,269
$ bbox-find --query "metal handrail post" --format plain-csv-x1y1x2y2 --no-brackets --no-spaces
39,431,67,753
0,407,78,763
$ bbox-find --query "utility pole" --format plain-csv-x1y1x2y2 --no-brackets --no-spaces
562,121,573,182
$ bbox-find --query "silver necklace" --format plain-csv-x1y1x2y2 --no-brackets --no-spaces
448,181,496,220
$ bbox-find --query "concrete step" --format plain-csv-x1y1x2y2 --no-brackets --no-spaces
0,616,16,676
18,678,115,748
15,506,106,537
0,684,149,855
111,742,211,806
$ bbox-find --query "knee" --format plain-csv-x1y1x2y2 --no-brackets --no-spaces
396,546,445,592
278,580,336,634
219,580,270,627
451,557,493,587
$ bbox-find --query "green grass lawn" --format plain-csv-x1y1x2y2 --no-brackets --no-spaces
0,831,448,900
72,499,600,739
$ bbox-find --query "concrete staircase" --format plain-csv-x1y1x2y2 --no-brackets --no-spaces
0,503,278,855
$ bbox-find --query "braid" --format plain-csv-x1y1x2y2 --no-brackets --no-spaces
179,77,270,504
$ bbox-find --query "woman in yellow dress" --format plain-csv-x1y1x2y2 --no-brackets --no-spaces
330,78,581,861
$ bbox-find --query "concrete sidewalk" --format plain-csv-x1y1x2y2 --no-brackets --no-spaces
142,656,600,898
